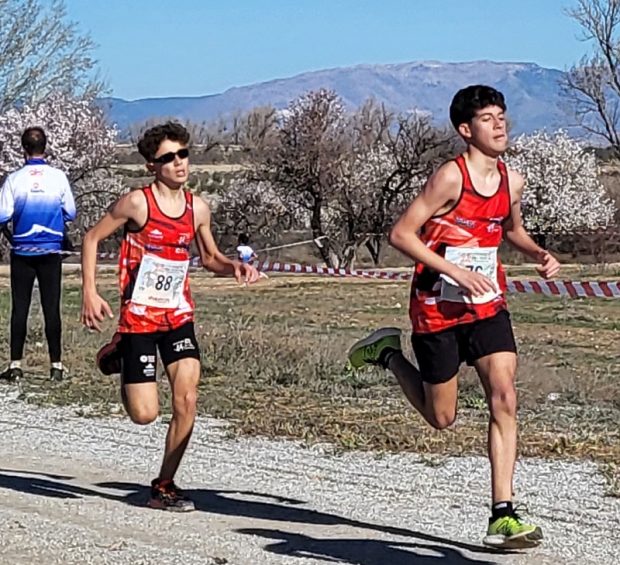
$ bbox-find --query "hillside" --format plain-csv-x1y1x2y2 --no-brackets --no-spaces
101,60,568,135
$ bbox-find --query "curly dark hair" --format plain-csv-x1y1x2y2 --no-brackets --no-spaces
449,85,507,130
137,121,191,162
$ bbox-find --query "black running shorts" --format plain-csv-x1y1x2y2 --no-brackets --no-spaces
411,310,517,385
119,322,200,385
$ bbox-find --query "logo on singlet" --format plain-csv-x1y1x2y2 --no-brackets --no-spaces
455,217,476,228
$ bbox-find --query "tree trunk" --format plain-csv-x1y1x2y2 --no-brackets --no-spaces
309,197,334,267
365,236,384,266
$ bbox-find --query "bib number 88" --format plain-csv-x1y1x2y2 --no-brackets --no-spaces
155,275,174,291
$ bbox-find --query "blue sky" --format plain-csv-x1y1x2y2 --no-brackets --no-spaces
64,0,589,101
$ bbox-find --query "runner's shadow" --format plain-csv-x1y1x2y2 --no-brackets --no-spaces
0,470,96,499
99,482,508,557
0,472,511,559
0,468,73,481
236,528,499,565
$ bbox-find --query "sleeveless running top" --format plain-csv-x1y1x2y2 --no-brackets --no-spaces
118,186,196,333
409,155,511,334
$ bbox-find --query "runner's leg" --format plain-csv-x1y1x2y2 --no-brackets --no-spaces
158,356,200,481
119,333,159,424
475,351,518,505
387,353,459,429
147,323,200,512
122,382,159,424
468,311,542,548
349,327,460,429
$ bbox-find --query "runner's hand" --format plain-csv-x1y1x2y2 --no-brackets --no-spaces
81,291,114,332
535,251,560,280
234,262,262,285
450,268,497,297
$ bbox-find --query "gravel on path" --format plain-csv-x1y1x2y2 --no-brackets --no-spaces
0,387,616,565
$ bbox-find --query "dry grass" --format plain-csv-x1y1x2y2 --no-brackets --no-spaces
1,271,619,491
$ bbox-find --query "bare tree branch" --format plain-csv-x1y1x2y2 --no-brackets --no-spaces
0,0,104,111
562,0,620,153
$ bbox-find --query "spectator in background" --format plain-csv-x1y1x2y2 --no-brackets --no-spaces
0,127,76,382
236,233,257,264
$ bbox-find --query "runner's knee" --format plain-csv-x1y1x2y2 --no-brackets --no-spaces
429,410,457,430
128,405,158,425
172,387,197,419
488,384,517,421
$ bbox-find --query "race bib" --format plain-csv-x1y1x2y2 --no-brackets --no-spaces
131,254,189,309
440,246,499,304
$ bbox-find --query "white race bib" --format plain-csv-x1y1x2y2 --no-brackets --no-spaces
131,254,189,309
440,246,500,304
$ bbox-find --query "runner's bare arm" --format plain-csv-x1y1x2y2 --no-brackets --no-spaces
390,164,460,268
193,198,260,284
503,171,560,279
81,191,147,330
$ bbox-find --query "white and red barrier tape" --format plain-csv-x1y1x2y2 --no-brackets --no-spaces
248,261,620,298
8,246,620,299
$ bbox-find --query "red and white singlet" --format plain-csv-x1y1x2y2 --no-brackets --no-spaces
409,155,512,334
117,186,196,334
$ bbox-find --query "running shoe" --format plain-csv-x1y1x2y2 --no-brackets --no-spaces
96,333,122,375
148,478,195,512
348,328,402,369
483,509,543,549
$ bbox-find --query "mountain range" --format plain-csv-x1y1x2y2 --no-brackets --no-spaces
101,60,571,135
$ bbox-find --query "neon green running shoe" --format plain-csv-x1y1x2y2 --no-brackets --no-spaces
348,328,402,369
483,511,543,550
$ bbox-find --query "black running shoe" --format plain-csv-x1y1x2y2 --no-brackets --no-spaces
148,478,195,512
50,367,64,381
96,333,122,376
0,367,22,382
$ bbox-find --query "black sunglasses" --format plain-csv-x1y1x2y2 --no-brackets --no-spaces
152,147,190,164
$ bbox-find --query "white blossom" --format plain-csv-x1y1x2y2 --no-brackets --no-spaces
214,178,309,238
0,92,123,231
505,130,615,233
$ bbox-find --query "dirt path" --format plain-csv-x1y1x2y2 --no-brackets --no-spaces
0,387,614,565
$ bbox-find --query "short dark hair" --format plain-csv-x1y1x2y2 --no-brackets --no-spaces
21,127,47,155
137,121,190,162
238,233,249,245
449,85,507,130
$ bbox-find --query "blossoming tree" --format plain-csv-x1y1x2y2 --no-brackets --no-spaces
505,130,615,242
0,92,126,242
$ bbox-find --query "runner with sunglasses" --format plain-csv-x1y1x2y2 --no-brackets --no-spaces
80,122,260,511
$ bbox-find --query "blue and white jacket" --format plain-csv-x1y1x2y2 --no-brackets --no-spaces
0,159,76,256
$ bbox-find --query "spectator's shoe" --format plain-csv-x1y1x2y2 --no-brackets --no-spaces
148,479,195,512
0,366,22,382
347,328,402,369
96,333,122,376
483,509,543,549
50,366,65,381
